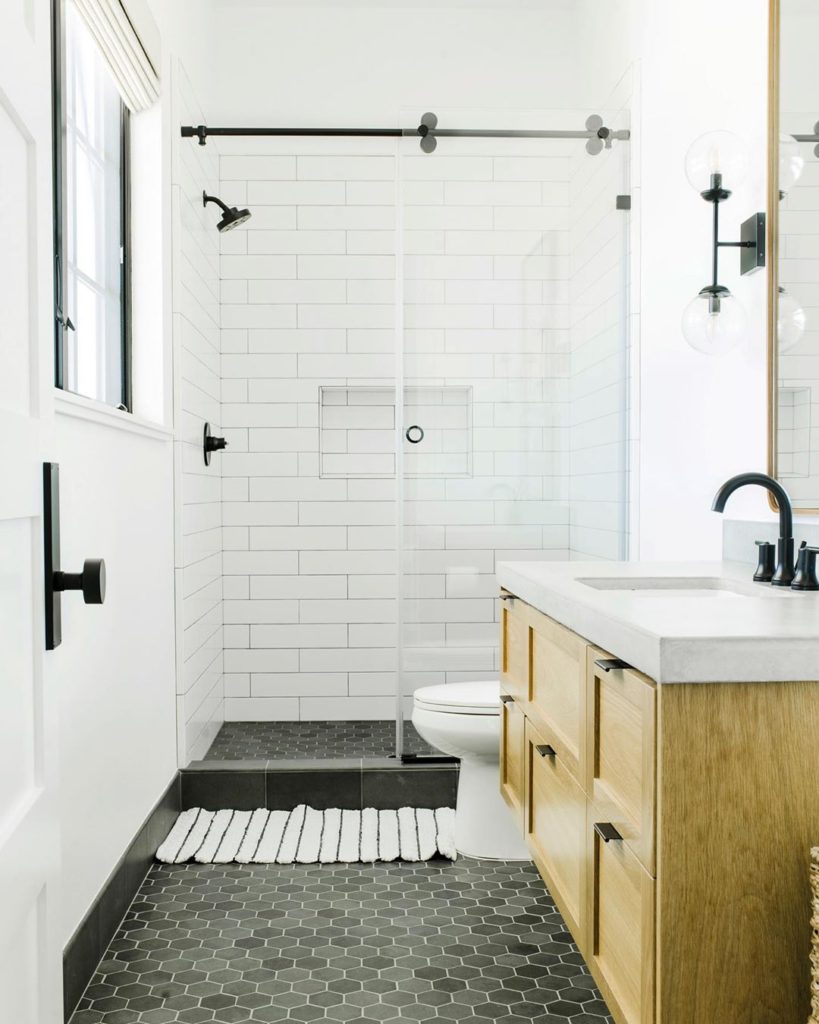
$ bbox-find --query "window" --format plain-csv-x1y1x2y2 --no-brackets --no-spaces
53,0,130,409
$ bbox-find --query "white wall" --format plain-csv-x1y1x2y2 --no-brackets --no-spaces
207,4,580,124
55,410,176,943
632,0,771,557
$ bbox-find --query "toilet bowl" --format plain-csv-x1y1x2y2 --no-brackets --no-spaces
412,681,530,861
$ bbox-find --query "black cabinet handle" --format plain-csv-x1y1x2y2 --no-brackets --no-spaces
500,694,514,704
499,593,515,601
593,822,623,843
54,558,106,605
594,658,631,673
536,744,556,758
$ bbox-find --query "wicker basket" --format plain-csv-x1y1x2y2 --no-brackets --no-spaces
811,847,819,1024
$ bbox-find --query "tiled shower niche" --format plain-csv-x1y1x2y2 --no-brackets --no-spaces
320,385,473,478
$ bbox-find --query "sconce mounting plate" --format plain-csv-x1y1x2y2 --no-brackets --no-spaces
740,212,766,275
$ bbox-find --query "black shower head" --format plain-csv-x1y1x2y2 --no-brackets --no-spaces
202,191,252,232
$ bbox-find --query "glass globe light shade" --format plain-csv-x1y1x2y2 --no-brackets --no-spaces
684,130,749,194
682,290,746,355
778,289,806,352
779,134,804,195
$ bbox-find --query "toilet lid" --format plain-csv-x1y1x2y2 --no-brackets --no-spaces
413,681,500,715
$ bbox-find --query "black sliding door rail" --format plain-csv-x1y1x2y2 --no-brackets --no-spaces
180,113,630,154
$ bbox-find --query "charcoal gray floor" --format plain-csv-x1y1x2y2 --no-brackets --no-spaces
204,721,434,761
69,860,612,1024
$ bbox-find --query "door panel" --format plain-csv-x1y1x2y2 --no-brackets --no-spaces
0,96,33,415
0,0,60,1019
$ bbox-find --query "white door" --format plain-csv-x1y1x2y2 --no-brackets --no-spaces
0,0,62,1020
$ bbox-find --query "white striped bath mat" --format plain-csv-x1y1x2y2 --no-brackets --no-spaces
157,805,456,865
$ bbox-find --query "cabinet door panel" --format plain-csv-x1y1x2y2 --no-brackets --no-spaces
500,594,530,704
530,608,587,781
500,695,526,827
526,720,586,947
587,648,656,873
587,805,655,1024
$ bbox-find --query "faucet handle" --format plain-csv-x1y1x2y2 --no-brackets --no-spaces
791,545,819,591
753,540,776,583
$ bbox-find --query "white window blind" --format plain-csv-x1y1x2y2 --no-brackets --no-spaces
73,0,159,111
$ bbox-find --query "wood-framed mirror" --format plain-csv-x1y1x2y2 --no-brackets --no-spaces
768,0,819,513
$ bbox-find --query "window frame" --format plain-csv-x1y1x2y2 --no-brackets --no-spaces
51,0,132,412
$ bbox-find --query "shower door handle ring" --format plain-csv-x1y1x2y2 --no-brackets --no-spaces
405,425,424,444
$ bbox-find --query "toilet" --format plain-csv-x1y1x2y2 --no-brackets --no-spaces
412,680,531,860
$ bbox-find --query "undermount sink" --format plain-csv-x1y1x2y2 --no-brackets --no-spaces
577,576,780,597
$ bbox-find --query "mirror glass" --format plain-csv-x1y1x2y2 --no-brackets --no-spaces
773,0,819,509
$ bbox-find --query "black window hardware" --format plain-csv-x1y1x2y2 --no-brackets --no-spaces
593,822,623,843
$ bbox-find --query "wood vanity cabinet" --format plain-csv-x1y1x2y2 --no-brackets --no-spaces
499,589,819,1024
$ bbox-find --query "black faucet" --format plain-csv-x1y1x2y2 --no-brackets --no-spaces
711,472,795,586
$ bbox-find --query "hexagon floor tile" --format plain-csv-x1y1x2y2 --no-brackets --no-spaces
203,721,433,761
69,860,613,1024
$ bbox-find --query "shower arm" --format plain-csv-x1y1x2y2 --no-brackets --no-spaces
202,192,231,214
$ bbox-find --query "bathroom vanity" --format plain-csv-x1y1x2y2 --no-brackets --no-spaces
497,560,819,1024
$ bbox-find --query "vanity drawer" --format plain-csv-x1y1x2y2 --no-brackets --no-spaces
529,607,587,781
500,592,529,704
586,649,656,874
499,692,526,827
526,720,586,948
587,804,655,1024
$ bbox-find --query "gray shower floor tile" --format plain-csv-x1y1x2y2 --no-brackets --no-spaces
203,721,435,761
69,859,613,1024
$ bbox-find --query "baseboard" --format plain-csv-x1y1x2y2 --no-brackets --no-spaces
63,774,180,1021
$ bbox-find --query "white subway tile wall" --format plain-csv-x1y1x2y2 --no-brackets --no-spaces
174,68,224,764
216,135,628,724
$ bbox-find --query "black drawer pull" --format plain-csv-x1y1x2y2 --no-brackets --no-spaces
500,694,514,704
593,822,623,843
535,744,556,758
499,593,515,601
594,658,631,673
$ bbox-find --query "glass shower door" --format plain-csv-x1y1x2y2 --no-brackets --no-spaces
394,108,631,756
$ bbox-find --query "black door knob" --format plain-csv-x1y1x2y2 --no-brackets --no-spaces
54,558,106,605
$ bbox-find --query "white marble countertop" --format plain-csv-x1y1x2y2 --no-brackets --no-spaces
496,560,819,683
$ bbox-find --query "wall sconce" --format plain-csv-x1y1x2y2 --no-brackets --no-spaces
682,131,766,355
